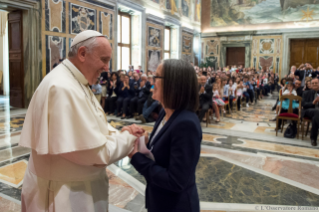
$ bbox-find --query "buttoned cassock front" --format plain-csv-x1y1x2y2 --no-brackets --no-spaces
19,59,136,212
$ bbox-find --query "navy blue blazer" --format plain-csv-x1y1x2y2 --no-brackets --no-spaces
131,109,202,212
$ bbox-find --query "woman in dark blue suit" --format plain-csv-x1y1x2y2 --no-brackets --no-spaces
130,59,202,212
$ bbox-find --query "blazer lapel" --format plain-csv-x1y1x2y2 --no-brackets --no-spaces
147,109,165,148
148,110,181,149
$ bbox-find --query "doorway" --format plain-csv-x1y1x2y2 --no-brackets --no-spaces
8,10,24,108
226,47,245,67
290,39,319,69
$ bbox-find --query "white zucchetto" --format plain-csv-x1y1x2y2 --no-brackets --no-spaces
71,30,105,48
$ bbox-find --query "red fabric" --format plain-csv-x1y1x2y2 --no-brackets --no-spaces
224,101,229,104
278,113,298,118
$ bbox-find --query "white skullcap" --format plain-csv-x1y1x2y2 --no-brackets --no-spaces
71,30,105,48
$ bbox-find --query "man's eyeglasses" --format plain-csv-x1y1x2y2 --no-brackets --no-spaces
153,76,165,81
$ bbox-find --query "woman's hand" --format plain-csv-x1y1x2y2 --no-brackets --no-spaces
121,124,145,137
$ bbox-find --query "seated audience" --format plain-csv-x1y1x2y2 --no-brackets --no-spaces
301,78,319,146
105,72,120,114
91,79,102,104
117,75,134,119
198,76,213,122
137,76,161,123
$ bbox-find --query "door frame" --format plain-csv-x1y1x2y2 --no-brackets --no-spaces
1,0,41,108
220,41,251,68
283,31,319,78
226,47,246,67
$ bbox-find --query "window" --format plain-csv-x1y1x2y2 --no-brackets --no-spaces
117,12,131,70
164,27,171,59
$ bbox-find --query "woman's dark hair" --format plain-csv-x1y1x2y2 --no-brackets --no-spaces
162,59,199,112
111,72,119,79
287,81,295,88
280,78,286,86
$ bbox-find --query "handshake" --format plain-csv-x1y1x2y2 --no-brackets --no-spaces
121,124,149,159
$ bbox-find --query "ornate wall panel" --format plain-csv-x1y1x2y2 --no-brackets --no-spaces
145,18,164,72
201,37,221,69
42,0,115,76
181,31,193,63
250,35,283,75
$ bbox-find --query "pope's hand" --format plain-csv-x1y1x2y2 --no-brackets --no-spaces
121,124,145,137
128,139,139,158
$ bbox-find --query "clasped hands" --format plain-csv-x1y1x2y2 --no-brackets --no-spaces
121,124,149,158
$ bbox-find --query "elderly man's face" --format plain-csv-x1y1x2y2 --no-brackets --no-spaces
200,76,207,85
80,37,112,85
295,80,301,89
311,79,319,91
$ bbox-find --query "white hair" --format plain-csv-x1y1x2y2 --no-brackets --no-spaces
68,37,101,58
141,74,147,78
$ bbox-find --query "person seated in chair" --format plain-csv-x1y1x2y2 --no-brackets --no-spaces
198,76,213,122
301,78,319,146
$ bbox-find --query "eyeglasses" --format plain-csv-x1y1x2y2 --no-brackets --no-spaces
153,76,165,81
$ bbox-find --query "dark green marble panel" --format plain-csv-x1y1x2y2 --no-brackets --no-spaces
196,157,319,206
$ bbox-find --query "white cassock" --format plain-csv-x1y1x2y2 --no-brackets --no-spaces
19,59,137,212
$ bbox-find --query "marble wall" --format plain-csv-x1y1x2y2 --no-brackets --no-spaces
42,0,115,76
201,37,220,69
250,35,283,75
200,35,283,74
145,18,164,72
181,30,193,63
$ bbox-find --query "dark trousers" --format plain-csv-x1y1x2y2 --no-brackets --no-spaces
117,97,131,115
142,101,160,122
263,85,270,95
223,96,235,111
237,97,241,110
304,109,319,141
123,97,131,115
270,84,275,93
105,96,117,113
243,92,250,103
247,89,254,103
256,88,261,99
278,108,299,129
198,103,211,122
130,97,138,114
137,97,147,115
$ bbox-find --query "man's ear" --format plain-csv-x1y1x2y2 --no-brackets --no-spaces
77,46,87,62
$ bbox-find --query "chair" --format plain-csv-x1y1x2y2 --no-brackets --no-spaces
275,95,302,139
223,93,231,115
205,109,213,127
232,89,238,112
301,118,312,140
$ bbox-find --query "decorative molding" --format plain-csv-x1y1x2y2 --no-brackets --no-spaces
1,0,38,9
146,14,164,26
164,16,181,27
182,27,193,35
117,0,145,13
77,0,115,10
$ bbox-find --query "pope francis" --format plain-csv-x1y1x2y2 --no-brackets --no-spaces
19,30,144,212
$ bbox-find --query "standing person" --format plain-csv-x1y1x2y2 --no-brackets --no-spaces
198,75,213,122
19,30,145,212
130,59,201,212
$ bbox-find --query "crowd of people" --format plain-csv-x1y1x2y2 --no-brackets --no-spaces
92,62,319,145
92,66,161,124
195,64,279,123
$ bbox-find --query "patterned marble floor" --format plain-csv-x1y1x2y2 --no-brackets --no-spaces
1,96,319,212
